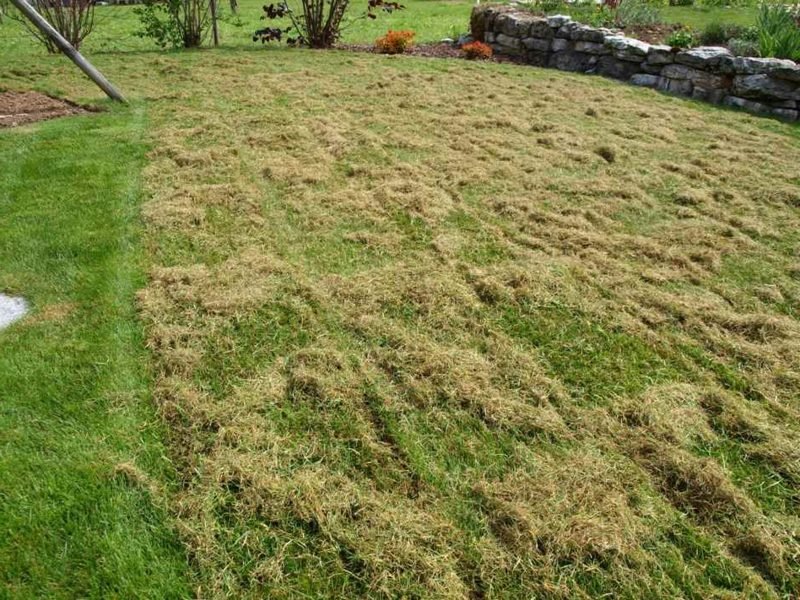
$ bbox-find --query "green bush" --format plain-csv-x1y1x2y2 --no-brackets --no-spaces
756,2,800,61
666,27,695,47
728,37,760,55
699,22,756,44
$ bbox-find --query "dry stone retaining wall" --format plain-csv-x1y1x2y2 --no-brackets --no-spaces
472,5,800,121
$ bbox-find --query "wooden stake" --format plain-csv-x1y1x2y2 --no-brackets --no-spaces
9,0,126,103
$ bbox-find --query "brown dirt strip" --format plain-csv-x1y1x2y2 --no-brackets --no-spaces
0,91,87,128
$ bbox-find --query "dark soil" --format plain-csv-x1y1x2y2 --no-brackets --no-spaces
622,22,682,45
0,91,87,128
336,42,526,64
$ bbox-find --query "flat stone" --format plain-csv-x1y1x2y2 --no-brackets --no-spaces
733,74,800,101
548,50,596,72
640,62,664,75
551,38,571,52
522,37,551,52
497,13,529,37
675,46,731,69
574,40,610,55
597,55,643,80
547,14,572,28
724,95,770,113
556,21,581,39
571,25,607,43
772,108,799,120
647,45,674,65
496,33,523,50
604,36,650,62
0,294,27,330
772,64,800,82
726,95,769,110
692,86,726,104
526,50,550,67
529,19,554,39
661,64,728,88
721,56,797,75
630,73,660,88
657,77,693,96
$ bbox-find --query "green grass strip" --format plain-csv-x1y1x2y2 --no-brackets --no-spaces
0,109,191,598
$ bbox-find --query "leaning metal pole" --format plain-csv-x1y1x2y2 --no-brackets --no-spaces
9,0,127,103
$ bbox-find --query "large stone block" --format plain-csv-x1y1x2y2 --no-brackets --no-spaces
661,64,728,89
556,21,581,39
597,55,643,80
551,38,571,52
496,13,530,38
724,95,769,113
574,40,610,55
526,50,551,67
495,33,522,50
604,36,650,62
692,86,726,104
647,45,674,66
547,14,571,28
571,25,608,43
772,64,800,83
657,77,693,96
548,50,596,72
630,73,660,88
721,56,797,75
640,62,664,75
522,37,552,52
529,19,554,39
733,74,800,101
772,108,799,120
675,46,731,70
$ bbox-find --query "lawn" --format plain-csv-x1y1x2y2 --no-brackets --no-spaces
2,1,800,599
0,107,191,596
661,5,757,29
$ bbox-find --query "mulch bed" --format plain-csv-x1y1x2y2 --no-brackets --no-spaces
336,42,526,64
622,23,682,45
0,91,87,128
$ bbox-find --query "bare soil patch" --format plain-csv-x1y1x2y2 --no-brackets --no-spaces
0,91,87,128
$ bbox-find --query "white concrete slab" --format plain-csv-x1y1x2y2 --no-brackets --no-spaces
0,294,27,330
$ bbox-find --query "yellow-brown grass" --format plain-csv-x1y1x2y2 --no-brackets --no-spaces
55,50,800,597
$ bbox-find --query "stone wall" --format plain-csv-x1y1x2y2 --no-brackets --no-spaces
472,5,800,121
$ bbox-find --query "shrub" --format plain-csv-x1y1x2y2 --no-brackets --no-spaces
756,2,800,61
461,40,493,59
728,37,760,56
700,22,753,45
6,0,95,52
255,0,404,49
669,0,694,6
666,28,695,48
135,0,211,48
564,1,615,27
375,29,415,54
531,0,568,13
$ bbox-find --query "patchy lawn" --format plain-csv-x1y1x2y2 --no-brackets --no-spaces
2,6,800,600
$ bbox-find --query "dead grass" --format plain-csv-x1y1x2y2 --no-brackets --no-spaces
37,49,799,597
